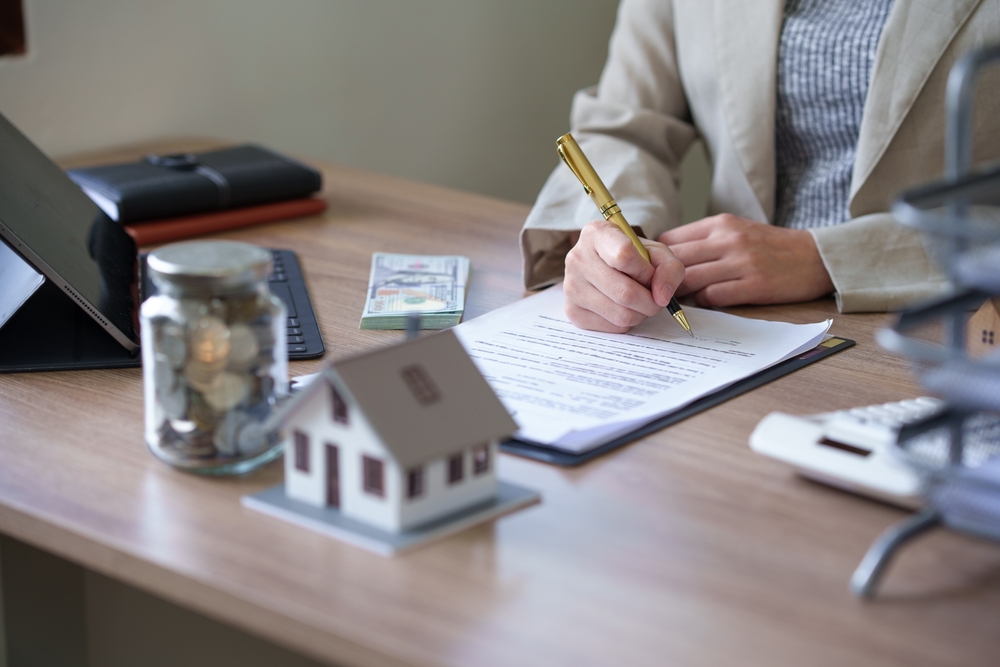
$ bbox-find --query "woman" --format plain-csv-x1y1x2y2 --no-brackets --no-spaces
521,0,1000,332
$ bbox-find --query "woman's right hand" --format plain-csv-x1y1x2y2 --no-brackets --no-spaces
563,220,685,333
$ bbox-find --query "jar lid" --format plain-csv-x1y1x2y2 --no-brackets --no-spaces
147,241,272,291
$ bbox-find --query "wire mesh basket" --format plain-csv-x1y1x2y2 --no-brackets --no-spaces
850,43,1000,598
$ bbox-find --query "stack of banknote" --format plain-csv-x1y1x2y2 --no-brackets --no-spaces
360,253,471,330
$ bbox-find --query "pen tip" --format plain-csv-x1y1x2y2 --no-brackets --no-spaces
687,329,695,338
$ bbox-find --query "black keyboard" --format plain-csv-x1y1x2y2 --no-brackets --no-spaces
265,249,325,359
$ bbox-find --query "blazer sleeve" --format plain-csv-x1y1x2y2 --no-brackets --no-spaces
520,0,698,290
810,213,949,312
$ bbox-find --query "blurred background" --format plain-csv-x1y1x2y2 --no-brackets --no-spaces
0,0,710,217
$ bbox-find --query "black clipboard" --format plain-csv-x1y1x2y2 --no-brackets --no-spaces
500,336,856,466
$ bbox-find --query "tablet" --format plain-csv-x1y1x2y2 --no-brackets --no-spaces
0,111,141,351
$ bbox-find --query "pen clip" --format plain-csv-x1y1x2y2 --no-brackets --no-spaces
556,139,593,196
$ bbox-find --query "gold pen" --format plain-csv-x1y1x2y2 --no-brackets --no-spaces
556,133,693,337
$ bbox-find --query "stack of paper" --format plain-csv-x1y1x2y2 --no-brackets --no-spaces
359,253,471,330
452,284,831,453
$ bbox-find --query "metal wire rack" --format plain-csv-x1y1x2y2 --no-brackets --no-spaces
850,43,1000,598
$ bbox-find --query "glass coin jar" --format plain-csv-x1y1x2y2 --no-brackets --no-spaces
140,241,288,474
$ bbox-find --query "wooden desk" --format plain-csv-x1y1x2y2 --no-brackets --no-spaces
2,146,1000,667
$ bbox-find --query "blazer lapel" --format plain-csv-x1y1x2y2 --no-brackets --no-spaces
851,0,983,203
713,0,785,221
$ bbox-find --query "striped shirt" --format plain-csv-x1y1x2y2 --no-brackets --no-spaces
774,0,895,229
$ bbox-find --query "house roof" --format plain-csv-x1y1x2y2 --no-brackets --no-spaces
276,330,517,468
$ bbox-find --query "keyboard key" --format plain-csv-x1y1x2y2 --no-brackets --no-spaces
287,318,300,327
289,345,308,353
287,328,302,336
288,336,305,344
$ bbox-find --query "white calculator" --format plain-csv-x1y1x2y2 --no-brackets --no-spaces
749,397,947,509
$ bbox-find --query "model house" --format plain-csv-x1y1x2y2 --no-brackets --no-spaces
275,329,517,533
967,297,1000,357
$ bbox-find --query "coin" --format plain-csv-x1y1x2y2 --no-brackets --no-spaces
159,383,188,419
168,419,197,434
153,353,177,394
228,324,259,368
213,410,247,457
158,323,187,367
177,429,217,458
236,420,267,455
189,315,231,366
187,390,218,430
203,372,251,412
184,360,223,393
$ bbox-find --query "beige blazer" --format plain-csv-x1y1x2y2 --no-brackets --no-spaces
521,0,1000,312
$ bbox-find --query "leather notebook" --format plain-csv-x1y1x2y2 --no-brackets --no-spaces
123,197,328,246
66,144,323,223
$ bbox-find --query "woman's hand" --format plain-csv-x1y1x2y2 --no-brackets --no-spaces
658,214,834,308
563,220,685,333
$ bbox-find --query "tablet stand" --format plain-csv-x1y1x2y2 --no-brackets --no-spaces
0,249,141,373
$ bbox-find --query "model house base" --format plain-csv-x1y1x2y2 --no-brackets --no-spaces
242,481,541,556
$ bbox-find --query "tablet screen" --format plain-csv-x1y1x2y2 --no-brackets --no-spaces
0,112,140,349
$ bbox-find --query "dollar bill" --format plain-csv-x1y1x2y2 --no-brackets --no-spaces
360,253,471,330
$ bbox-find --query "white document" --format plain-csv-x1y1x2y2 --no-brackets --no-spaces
452,284,832,453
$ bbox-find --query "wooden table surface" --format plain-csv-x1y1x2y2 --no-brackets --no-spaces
2,144,999,667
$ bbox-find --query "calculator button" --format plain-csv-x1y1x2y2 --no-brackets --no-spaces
914,396,944,408
867,406,895,419
881,404,911,418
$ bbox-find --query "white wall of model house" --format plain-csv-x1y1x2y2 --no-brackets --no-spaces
283,377,498,533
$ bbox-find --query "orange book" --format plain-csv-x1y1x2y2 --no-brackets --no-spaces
124,197,328,246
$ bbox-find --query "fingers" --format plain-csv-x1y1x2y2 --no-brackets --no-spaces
674,259,743,296
563,220,676,332
691,280,747,308
564,300,632,334
666,238,725,268
646,242,685,307
563,271,650,332
656,216,716,245
590,222,655,286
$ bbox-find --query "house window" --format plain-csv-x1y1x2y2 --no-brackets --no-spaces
362,455,385,497
407,466,424,499
294,431,310,472
473,444,490,475
984,329,995,346
331,386,349,425
400,364,442,405
0,0,27,57
447,452,464,485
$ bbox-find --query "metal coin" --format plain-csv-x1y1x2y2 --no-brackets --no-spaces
203,372,251,412
184,360,224,393
236,420,267,455
213,410,247,457
189,315,231,366
177,430,218,459
158,324,187,367
168,419,197,434
159,383,188,419
153,353,177,394
228,324,259,368
186,390,218,430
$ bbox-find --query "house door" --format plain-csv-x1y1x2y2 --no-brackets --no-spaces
326,443,340,508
